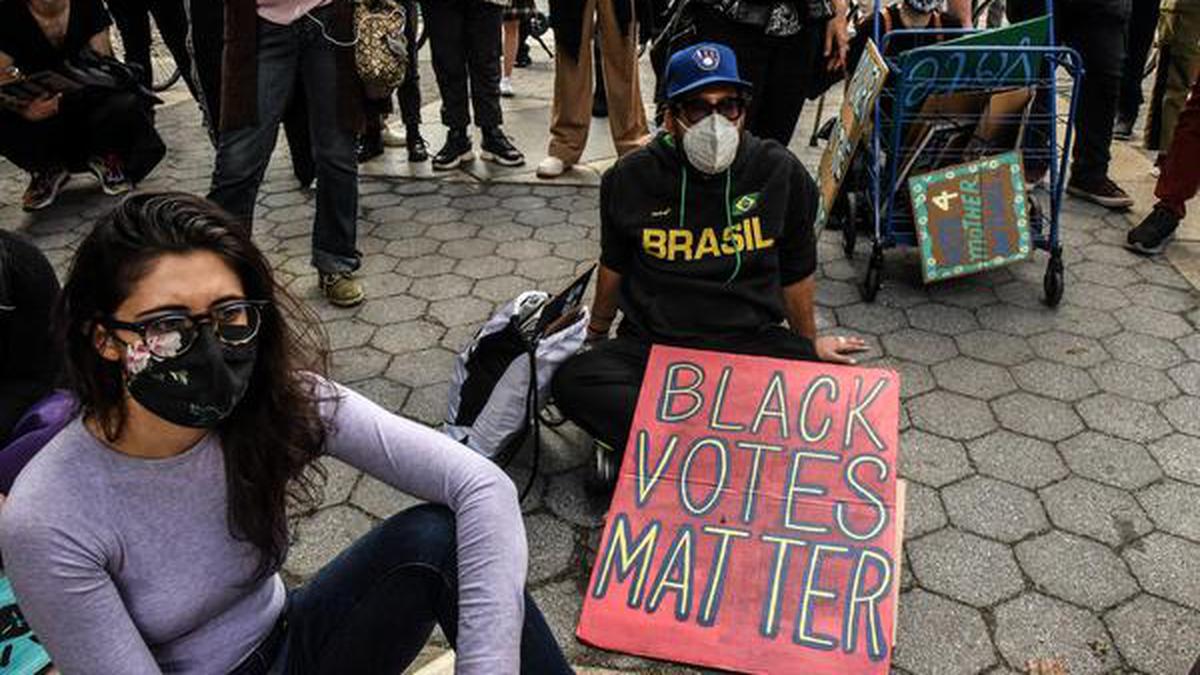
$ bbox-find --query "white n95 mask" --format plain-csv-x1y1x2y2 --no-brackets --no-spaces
681,113,740,175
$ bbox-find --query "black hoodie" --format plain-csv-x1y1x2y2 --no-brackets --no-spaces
600,131,819,343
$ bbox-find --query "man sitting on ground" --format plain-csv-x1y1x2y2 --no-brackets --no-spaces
552,42,866,492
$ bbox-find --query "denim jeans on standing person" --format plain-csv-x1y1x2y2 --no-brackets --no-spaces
228,504,574,675
207,6,360,274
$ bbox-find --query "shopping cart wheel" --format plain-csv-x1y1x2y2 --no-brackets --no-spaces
862,244,883,302
842,193,860,258
1043,246,1064,307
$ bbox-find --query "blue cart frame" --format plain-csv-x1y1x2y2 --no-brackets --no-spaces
843,0,1084,306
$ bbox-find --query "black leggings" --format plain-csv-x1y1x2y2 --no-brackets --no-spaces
106,0,198,98
551,327,817,454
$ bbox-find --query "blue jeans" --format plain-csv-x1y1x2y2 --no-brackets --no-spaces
207,7,360,274
230,505,573,674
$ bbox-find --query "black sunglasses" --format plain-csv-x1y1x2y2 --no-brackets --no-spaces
102,299,269,358
674,96,748,125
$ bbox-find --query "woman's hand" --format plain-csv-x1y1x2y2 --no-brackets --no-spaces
815,335,868,364
21,94,60,122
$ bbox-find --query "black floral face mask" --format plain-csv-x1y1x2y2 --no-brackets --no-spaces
123,325,257,428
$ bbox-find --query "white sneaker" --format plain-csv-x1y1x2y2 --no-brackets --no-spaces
382,126,407,148
536,156,569,179
500,77,515,98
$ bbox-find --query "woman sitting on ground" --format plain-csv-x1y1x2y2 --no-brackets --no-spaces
0,0,163,211
0,192,572,674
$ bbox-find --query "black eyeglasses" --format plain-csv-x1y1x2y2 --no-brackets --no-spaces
103,300,269,358
675,96,747,125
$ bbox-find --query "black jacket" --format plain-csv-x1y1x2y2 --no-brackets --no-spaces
600,132,819,342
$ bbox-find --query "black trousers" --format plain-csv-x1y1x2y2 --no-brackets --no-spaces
0,90,164,181
422,0,504,129
1117,0,1160,124
106,0,198,98
1009,0,1128,182
680,6,824,146
551,326,817,455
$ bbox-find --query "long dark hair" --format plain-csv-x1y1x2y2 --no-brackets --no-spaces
57,192,329,579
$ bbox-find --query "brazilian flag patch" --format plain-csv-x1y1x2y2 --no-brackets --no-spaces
732,192,760,217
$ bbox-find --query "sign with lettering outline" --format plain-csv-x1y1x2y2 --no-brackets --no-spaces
576,346,902,674
908,150,1031,283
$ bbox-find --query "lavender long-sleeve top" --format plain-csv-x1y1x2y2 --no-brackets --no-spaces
0,379,528,674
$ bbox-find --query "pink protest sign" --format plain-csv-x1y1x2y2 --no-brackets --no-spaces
577,346,902,674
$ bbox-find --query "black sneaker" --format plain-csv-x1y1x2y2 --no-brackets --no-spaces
1113,117,1134,140
432,128,473,171
356,132,384,163
87,154,132,196
407,130,429,163
22,168,69,212
1126,204,1181,255
584,438,620,495
480,127,525,167
1066,175,1134,210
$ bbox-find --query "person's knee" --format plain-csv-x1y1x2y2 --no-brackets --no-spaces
550,352,591,414
377,503,457,569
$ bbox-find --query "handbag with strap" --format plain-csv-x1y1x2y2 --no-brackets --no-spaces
354,0,408,96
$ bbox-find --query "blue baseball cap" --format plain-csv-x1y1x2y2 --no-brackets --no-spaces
664,42,753,101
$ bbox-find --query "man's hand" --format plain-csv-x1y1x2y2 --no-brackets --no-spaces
21,94,60,122
824,5,850,72
815,335,868,364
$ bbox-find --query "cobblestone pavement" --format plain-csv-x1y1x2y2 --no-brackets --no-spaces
4,93,1200,675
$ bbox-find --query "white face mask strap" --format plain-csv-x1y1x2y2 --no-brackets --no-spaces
305,10,359,48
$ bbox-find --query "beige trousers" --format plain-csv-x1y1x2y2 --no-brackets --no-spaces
547,0,649,164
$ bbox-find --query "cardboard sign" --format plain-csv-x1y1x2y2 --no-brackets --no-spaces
576,346,902,674
909,151,1031,282
897,16,1051,112
814,39,888,234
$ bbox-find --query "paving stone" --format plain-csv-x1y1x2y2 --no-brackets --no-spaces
882,328,959,364
409,273,474,301
454,255,516,280
385,348,457,388
943,476,1048,542
1137,480,1200,541
872,358,936,400
907,529,1024,607
402,382,451,426
1076,393,1173,443
515,255,577,281
1162,395,1200,436
1105,595,1200,675
1114,304,1194,339
358,271,413,298
967,430,1067,488
473,274,537,303
331,346,392,383
530,579,589,663
516,207,567,227
931,357,1018,400
992,392,1083,442
429,295,493,326
907,391,997,440
316,457,361,508
1014,531,1138,610
893,590,995,675
1040,477,1154,547
1123,532,1200,610
1058,431,1163,490
525,512,579,585
1028,332,1108,368
1063,281,1131,312
956,330,1035,366
834,303,909,335
993,593,1120,674
903,481,947,539
533,224,589,244
403,254,459,277
545,467,609,528
815,279,861,307
350,473,423,519
385,236,441,259
497,239,553,260
1123,283,1198,313
371,320,445,354
1148,434,1200,485
324,318,377,351
357,294,426,326
1051,305,1123,340
347,376,411,413
1167,362,1200,397
439,238,497,260
1090,360,1181,403
1011,360,1098,402
978,304,1058,336
906,303,981,336
1103,331,1185,370
286,506,375,579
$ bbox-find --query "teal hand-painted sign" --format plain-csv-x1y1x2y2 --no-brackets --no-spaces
909,151,1031,283
0,576,51,675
